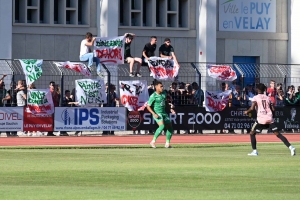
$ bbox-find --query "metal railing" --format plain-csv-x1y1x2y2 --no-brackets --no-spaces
1,60,300,107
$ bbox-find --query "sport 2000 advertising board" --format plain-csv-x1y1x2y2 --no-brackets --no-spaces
54,107,126,131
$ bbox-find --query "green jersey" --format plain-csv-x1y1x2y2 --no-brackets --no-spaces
148,91,167,114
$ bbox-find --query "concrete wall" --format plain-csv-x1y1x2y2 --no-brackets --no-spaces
0,1,12,59
12,0,99,61
11,0,197,63
216,0,288,64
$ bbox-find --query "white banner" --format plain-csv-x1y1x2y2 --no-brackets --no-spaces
93,36,125,64
26,89,54,115
19,59,43,85
54,107,126,131
205,90,231,112
119,80,149,111
54,61,91,77
219,0,276,32
0,107,24,131
75,79,107,106
207,65,237,81
148,57,179,81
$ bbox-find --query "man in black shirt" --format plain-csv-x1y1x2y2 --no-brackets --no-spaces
159,38,180,68
142,36,157,63
124,33,142,77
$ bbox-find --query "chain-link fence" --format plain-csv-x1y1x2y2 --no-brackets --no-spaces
1,60,300,135
1,60,300,106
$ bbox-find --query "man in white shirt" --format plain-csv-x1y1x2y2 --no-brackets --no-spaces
79,32,104,79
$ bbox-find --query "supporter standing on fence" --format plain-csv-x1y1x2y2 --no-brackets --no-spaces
124,33,142,77
244,83,296,156
47,81,59,136
147,81,176,148
79,32,104,79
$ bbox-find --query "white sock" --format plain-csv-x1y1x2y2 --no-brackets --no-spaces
253,149,257,153
289,146,294,150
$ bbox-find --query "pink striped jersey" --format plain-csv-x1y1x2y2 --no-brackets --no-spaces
252,94,274,124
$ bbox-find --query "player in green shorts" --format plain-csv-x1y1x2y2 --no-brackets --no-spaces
146,81,176,148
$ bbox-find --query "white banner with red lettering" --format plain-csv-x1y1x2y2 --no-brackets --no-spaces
93,36,125,64
54,61,91,77
26,89,54,115
119,80,149,111
207,65,237,81
148,57,179,81
205,90,231,112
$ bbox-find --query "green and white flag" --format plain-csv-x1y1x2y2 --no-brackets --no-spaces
26,89,54,115
19,59,43,85
75,79,107,106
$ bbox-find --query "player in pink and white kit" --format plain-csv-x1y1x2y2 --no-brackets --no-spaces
244,83,296,156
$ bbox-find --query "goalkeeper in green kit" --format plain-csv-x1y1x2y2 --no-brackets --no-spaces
146,81,176,148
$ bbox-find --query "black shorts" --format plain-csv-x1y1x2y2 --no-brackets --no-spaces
251,121,278,133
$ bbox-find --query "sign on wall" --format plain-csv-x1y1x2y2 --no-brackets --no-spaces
219,0,276,32
0,107,23,131
126,106,300,131
54,107,126,131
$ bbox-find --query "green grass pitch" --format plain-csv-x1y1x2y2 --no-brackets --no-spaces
0,143,299,200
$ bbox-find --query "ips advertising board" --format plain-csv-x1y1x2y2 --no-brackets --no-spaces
0,107,24,131
219,0,276,32
54,107,126,131
127,106,300,131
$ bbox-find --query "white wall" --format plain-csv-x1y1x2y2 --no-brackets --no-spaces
97,0,118,37
197,0,217,63
289,0,300,64
289,0,300,86
0,1,12,59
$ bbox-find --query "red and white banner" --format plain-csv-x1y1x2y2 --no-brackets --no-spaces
26,89,54,115
205,90,231,112
207,65,237,81
23,112,53,131
54,61,91,77
119,80,149,111
148,57,179,81
94,36,125,64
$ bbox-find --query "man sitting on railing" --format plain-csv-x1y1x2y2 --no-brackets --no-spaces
124,33,142,77
79,32,104,79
